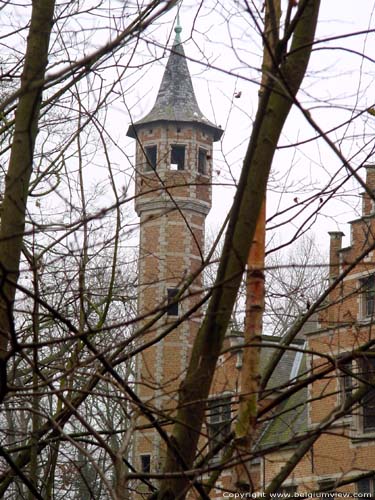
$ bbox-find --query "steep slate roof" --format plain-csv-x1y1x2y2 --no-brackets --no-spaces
257,354,308,449
127,24,223,141
228,332,305,393
260,336,304,392
229,331,308,449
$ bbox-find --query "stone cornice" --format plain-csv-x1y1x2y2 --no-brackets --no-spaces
135,198,211,217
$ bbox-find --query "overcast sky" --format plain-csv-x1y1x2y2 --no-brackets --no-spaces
115,1,375,257
3,1,375,259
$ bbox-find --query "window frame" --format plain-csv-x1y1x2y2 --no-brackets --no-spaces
317,479,336,499
360,275,375,319
359,356,375,433
338,357,354,409
357,476,375,500
198,147,208,174
144,145,157,171
277,485,298,497
207,394,232,460
170,145,185,171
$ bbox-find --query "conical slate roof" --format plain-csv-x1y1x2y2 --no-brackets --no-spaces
127,25,223,141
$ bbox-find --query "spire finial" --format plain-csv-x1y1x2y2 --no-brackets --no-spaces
174,9,182,43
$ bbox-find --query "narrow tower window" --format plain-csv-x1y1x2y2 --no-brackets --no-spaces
170,145,185,170
140,454,151,473
198,148,207,174
167,288,179,316
144,145,157,171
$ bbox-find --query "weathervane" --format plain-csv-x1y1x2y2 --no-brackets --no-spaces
174,3,182,43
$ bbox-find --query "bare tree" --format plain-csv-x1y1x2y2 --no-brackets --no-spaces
1,1,375,499
265,235,327,336
0,1,178,498
156,2,321,497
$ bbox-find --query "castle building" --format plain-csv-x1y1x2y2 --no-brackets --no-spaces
127,16,375,500
126,20,224,491
126,19,312,498
258,166,375,497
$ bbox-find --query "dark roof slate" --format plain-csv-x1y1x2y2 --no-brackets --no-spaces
260,336,302,392
257,354,308,449
226,332,308,450
127,29,223,141
228,332,304,391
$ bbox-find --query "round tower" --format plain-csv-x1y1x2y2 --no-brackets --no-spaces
127,21,223,480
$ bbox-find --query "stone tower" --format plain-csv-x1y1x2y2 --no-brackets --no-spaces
126,21,223,479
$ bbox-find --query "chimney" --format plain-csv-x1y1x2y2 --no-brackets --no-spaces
328,231,344,282
327,231,344,325
362,165,375,216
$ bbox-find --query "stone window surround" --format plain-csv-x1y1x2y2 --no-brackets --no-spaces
359,274,375,320
340,354,375,441
198,147,208,175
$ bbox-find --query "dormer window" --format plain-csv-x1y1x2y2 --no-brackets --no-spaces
144,145,157,171
170,145,185,170
198,148,207,174
207,395,232,460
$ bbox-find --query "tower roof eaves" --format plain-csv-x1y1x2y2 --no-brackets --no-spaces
126,118,223,142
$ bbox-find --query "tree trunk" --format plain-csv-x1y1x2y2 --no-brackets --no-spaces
234,199,266,490
234,1,280,488
0,0,55,402
156,1,321,498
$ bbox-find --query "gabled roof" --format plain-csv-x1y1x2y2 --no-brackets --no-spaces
127,23,223,141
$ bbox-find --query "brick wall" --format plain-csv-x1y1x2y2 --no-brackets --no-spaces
133,122,222,494
263,166,375,496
